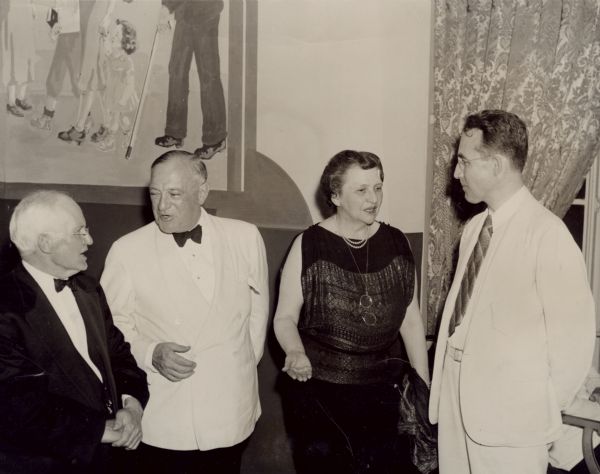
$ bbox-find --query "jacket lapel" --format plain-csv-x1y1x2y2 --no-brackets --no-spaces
72,281,118,410
15,266,107,412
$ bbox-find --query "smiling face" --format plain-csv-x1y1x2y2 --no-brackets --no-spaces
454,129,496,205
331,165,383,226
45,200,93,278
149,157,208,234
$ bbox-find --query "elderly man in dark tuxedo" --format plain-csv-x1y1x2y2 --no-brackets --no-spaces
0,190,149,474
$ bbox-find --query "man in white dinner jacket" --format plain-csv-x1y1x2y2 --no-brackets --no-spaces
101,150,269,474
429,110,596,474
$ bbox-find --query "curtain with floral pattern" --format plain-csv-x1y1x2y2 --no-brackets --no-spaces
425,0,600,336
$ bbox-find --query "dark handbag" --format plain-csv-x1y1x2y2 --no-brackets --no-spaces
398,368,438,474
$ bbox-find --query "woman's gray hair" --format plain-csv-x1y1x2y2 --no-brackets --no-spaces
10,190,75,256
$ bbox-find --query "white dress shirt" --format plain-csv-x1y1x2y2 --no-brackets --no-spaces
176,211,215,303
449,185,528,349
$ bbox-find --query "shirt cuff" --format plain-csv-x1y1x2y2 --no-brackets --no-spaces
144,342,159,373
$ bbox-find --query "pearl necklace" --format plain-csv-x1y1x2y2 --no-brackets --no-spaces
342,235,368,249
336,215,370,248
336,217,377,325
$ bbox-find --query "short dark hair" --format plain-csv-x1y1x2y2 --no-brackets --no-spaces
320,150,384,207
151,150,208,182
462,110,528,171
116,19,137,55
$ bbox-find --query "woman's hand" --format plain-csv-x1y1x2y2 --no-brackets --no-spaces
283,350,312,382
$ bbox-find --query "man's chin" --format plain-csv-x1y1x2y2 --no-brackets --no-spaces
464,193,482,205
156,222,176,235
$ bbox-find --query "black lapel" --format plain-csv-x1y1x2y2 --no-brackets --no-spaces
14,265,107,411
70,279,119,410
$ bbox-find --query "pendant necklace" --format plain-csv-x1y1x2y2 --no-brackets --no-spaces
337,217,377,325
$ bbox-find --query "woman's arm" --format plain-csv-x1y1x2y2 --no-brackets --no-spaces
399,270,430,385
273,235,312,382
99,0,118,35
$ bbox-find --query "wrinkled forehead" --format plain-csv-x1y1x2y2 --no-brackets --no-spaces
150,159,202,190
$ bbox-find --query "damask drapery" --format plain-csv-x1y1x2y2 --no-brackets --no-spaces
425,0,600,336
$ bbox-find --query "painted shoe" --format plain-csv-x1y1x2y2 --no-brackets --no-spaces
58,126,85,145
194,138,226,160
97,132,116,152
6,104,24,117
155,135,183,148
31,113,53,131
91,125,109,143
15,98,32,111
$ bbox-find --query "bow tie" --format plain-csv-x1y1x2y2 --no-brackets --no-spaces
54,277,77,293
172,225,203,248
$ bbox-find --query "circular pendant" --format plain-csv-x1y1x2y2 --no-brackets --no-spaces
359,294,373,309
361,313,377,326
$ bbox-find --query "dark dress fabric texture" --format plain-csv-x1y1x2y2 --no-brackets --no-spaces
299,223,415,385
281,223,421,474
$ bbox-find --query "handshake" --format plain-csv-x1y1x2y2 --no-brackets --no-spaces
101,398,144,450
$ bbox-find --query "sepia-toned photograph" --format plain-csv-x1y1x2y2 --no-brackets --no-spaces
0,1,600,473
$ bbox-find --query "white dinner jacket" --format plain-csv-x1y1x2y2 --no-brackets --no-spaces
101,212,269,450
429,188,595,447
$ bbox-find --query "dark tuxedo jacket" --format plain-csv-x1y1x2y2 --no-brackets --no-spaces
0,264,149,474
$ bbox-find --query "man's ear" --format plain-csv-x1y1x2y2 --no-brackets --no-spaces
37,233,55,254
198,181,210,205
491,152,506,177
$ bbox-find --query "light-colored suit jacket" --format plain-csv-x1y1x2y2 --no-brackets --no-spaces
429,188,595,447
101,212,269,450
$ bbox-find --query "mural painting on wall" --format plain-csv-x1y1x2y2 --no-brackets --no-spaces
0,0,230,190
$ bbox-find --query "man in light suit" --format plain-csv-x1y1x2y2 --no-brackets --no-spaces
101,150,269,473
429,110,596,473
0,190,149,474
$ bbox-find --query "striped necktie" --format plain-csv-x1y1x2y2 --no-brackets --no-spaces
448,214,493,336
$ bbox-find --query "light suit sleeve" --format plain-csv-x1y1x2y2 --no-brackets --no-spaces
247,226,269,363
536,220,596,410
101,243,159,372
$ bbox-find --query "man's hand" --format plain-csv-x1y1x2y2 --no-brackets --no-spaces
152,342,196,382
590,387,600,403
282,350,312,382
112,397,143,450
101,419,122,444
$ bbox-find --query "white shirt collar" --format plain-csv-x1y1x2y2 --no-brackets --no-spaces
488,185,529,229
22,260,64,295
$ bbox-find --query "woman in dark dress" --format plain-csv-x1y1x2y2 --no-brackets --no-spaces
274,150,430,474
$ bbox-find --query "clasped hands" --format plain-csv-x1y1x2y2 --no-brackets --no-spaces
101,397,144,450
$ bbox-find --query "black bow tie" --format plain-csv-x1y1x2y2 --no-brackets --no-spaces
173,225,203,248
54,277,77,293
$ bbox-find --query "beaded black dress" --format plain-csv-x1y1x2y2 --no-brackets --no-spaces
299,222,415,384
281,222,420,474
